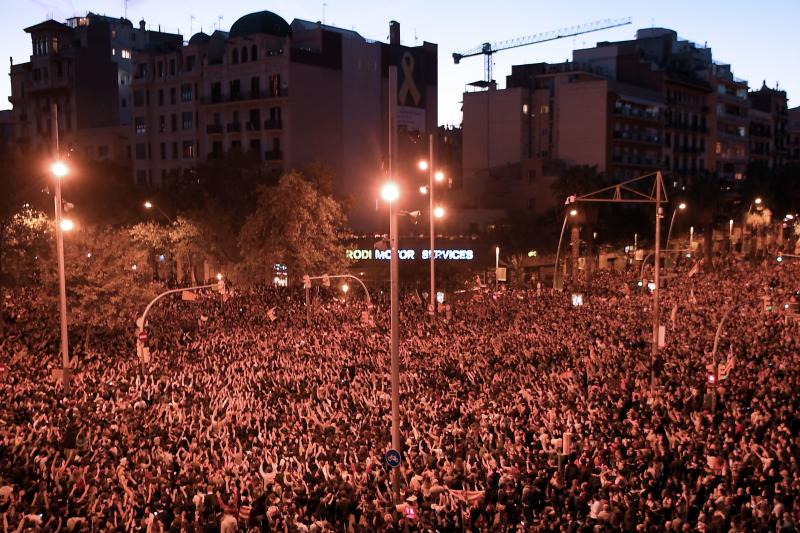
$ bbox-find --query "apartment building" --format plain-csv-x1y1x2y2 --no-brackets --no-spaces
129,11,438,229
8,13,181,160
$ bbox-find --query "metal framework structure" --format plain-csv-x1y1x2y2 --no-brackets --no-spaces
568,171,668,386
452,17,632,84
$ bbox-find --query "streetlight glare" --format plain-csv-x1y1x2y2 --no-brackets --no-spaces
59,218,74,231
434,171,445,182
755,197,762,204
569,209,578,216
419,185,428,195
381,182,400,203
144,201,153,209
216,273,223,281
341,283,349,293
679,203,687,210
434,206,445,219
51,161,69,178
418,160,429,171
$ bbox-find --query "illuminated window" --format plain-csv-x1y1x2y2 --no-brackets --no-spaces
522,104,528,114
540,104,549,114
111,48,116,56
121,49,131,59
135,116,146,134
715,142,721,155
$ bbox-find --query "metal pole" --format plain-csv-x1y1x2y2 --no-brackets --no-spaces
665,209,678,253
429,133,436,318
553,214,568,290
52,103,71,395
388,64,401,505
651,172,663,389
495,246,499,291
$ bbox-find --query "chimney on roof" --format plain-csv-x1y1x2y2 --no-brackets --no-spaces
139,19,146,31
389,21,400,46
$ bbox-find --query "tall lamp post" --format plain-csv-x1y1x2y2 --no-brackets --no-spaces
380,181,401,504
418,138,445,318
143,200,174,224
50,103,71,394
665,202,687,252
553,208,578,290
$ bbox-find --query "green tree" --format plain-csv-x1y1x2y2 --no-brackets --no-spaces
238,171,350,285
0,206,53,285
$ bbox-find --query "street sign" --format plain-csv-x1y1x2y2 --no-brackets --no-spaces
138,331,147,342
385,449,401,468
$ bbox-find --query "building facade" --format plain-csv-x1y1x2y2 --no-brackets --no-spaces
129,11,438,230
8,13,181,161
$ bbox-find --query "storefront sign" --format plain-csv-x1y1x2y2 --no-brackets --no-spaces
345,249,474,261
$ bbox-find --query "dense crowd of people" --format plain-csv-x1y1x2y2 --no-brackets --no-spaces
1,256,799,531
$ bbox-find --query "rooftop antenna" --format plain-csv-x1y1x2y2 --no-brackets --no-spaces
323,2,327,25
190,15,195,35
218,15,223,31
414,28,418,44
124,0,128,19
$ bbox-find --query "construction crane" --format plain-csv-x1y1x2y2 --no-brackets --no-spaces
453,17,632,86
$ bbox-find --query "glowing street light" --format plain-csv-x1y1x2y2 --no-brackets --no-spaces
131,264,138,271
216,272,223,281
754,197,762,205
434,170,445,182
144,201,153,209
554,207,579,289
419,185,428,195
433,206,445,219
51,161,69,178
418,160,429,171
666,202,687,252
381,182,400,203
341,283,349,294
59,218,75,232
143,200,173,223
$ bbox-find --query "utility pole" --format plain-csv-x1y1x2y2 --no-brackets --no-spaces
388,64,401,506
51,103,71,394
428,133,436,318
651,171,663,388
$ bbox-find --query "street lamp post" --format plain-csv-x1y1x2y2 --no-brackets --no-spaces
144,201,174,224
553,208,578,290
50,103,71,394
381,181,401,505
420,137,445,319
665,202,687,253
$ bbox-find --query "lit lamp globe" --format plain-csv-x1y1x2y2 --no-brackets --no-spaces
59,218,75,232
381,182,400,203
434,171,445,182
433,206,445,219
51,161,69,178
418,160,429,171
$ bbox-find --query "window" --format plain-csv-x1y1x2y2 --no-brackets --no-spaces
169,59,175,76
98,145,109,158
181,84,192,102
251,45,258,61
528,169,536,181
136,170,147,185
251,77,260,97
242,47,248,62
121,98,127,108
171,114,177,132
715,142,721,155
121,49,131,59
133,90,144,107
250,139,261,152
230,80,241,99
158,89,164,106
135,116,146,134
186,55,196,71
112,48,117,56
172,142,178,159
522,104,528,115
232,49,239,64
737,126,746,137
135,143,147,160
170,88,176,105
111,29,117,39
182,140,195,158
540,104,549,114
160,142,166,160
52,37,60,54
211,82,222,103
157,61,164,78
212,141,223,156
182,112,193,130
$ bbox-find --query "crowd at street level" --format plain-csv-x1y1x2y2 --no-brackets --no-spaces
1,258,799,532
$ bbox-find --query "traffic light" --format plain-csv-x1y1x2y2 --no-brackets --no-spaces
302,275,311,289
322,274,331,287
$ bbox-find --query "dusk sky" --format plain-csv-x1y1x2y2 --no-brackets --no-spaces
3,0,798,125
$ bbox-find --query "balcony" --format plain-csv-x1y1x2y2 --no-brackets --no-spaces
611,155,660,167
264,149,283,161
245,121,261,132
203,88,290,105
263,119,282,130
612,130,660,145
613,106,661,121
206,123,223,134
226,122,242,133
